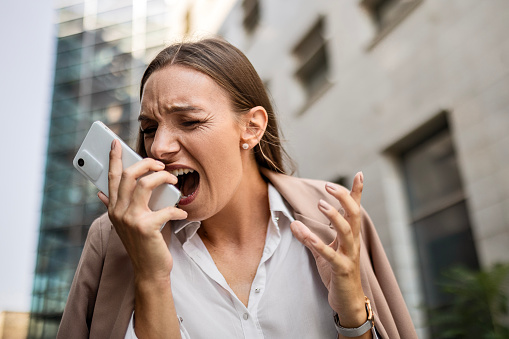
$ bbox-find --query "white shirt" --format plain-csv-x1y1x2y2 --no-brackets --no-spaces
125,184,338,338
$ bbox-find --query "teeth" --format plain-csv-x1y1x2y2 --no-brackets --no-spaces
169,168,194,177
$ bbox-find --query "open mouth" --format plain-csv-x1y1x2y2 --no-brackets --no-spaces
169,168,200,200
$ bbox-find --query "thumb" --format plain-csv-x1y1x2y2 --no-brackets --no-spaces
290,220,321,259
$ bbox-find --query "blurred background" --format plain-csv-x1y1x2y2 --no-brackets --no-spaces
1,0,509,338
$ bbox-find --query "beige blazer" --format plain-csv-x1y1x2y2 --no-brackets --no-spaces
57,169,418,338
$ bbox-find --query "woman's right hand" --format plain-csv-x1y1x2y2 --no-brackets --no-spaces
98,139,188,282
99,139,185,338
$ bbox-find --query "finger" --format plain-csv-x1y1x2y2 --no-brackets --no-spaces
108,139,123,207
318,199,355,255
98,191,109,207
153,206,188,225
130,171,178,209
350,171,364,207
290,221,339,264
115,158,166,210
325,183,360,232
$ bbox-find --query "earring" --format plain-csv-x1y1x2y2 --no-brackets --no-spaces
242,143,249,150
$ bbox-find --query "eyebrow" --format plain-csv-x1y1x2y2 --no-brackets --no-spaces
138,105,203,122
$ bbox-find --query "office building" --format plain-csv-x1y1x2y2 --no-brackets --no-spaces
220,0,509,337
0,312,29,339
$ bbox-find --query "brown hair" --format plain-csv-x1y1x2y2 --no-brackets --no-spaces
136,37,294,174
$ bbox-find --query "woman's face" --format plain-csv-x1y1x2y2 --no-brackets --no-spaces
139,65,248,220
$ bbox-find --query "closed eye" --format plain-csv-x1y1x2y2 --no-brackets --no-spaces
181,120,203,127
140,126,157,135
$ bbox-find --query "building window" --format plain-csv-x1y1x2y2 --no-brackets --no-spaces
397,114,479,324
332,176,347,188
361,0,422,46
293,17,330,103
242,0,260,34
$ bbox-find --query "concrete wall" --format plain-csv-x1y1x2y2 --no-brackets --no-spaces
220,0,509,337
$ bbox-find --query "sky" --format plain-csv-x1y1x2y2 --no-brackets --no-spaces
0,0,54,312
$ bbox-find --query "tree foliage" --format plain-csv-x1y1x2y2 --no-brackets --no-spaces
430,263,509,339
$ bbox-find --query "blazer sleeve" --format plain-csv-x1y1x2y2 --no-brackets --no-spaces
57,215,110,338
359,207,418,339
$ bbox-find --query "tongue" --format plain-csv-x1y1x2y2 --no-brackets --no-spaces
180,172,199,197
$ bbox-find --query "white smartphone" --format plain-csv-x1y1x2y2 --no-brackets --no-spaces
73,121,181,210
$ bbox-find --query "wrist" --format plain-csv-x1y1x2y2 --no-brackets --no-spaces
135,273,172,293
333,293,366,327
335,302,366,327
334,296,375,338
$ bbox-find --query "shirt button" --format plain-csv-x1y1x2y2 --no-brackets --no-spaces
255,288,261,293
243,313,249,320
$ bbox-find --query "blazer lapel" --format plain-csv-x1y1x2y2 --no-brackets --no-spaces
91,226,134,339
93,221,175,338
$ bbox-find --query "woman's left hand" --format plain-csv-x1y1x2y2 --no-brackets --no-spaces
290,172,368,330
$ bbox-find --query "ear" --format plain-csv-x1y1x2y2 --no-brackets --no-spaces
241,106,268,149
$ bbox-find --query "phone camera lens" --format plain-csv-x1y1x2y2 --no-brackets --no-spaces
78,158,85,167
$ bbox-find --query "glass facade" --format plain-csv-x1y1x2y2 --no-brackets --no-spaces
28,1,183,337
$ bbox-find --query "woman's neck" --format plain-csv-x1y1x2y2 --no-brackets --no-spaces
199,167,270,248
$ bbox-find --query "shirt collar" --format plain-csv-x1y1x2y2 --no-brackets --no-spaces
267,183,295,223
172,183,294,244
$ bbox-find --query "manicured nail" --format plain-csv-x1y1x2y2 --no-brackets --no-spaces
319,199,332,211
290,222,301,237
359,171,364,184
325,182,337,191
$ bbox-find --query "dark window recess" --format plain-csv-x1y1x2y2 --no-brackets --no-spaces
293,17,330,101
361,0,422,46
242,0,260,34
399,118,479,329
332,176,348,189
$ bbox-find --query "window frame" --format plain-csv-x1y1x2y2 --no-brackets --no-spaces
292,16,333,114
242,0,260,35
360,0,423,50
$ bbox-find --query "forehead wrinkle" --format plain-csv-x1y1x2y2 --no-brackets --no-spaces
139,92,162,121
140,65,226,120
138,103,204,122
161,103,203,114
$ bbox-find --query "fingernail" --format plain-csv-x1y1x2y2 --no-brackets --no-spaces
157,161,165,168
359,171,364,184
290,222,300,237
325,182,337,191
111,140,116,150
319,199,332,211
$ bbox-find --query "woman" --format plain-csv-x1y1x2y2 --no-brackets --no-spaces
58,38,417,339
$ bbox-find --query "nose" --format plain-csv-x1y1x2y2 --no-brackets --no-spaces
149,127,181,161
